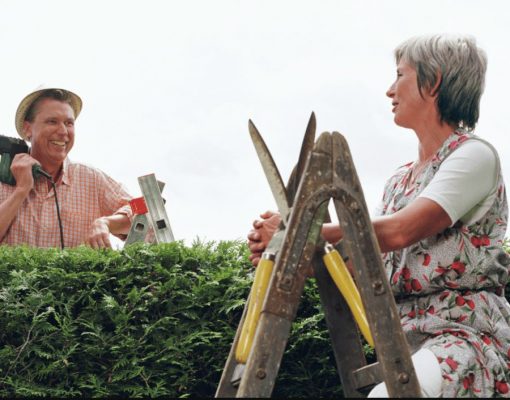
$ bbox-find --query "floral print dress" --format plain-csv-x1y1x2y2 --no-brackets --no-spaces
378,130,510,397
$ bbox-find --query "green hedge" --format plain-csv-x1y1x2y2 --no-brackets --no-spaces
0,241,348,398
2,240,508,397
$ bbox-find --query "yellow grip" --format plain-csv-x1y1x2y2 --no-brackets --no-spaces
323,244,374,347
235,253,275,364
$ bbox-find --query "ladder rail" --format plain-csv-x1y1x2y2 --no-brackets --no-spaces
216,129,422,398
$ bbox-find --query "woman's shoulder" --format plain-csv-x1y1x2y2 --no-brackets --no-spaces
446,135,498,169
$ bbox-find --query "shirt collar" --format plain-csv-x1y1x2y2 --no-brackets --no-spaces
60,158,71,186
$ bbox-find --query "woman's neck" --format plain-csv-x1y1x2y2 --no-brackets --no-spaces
414,119,457,162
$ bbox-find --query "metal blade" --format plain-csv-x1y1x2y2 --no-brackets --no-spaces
248,120,290,219
286,112,316,205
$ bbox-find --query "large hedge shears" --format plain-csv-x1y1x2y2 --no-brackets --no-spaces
233,113,374,383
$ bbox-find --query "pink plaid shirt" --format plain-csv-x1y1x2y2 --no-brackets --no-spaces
0,158,133,248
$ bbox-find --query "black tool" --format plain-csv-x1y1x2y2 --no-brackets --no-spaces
0,134,64,249
0,135,52,184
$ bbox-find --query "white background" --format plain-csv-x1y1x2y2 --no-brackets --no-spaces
1,0,509,247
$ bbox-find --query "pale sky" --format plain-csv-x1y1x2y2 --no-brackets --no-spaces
1,0,509,246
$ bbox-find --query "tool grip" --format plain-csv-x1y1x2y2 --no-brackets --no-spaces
235,253,274,364
323,245,374,347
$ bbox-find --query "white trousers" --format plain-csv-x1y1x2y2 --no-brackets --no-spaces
367,348,442,398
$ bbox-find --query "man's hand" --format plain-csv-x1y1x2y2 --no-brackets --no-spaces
11,153,38,191
247,210,281,266
84,217,112,249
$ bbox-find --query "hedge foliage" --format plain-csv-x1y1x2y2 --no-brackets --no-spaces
0,241,348,398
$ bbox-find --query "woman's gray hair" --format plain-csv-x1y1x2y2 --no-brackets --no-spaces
394,34,487,130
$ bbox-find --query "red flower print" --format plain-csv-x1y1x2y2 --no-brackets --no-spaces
496,381,509,394
448,140,459,150
439,291,450,301
466,300,475,310
435,266,447,275
404,281,412,293
445,281,460,289
427,306,435,315
445,357,458,371
455,296,466,306
411,279,422,292
463,373,475,390
456,315,468,323
458,135,469,143
407,309,416,318
402,266,411,280
392,270,400,284
451,261,466,274
481,334,492,345
471,235,490,248
422,253,431,266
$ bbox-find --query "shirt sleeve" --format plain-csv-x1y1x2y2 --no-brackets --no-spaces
96,169,133,220
418,140,498,226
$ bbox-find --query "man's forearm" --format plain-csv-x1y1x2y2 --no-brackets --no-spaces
0,187,30,240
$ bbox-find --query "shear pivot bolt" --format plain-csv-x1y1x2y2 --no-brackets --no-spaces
398,372,409,384
256,368,266,379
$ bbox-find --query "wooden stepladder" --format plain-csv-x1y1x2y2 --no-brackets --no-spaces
125,173,174,245
216,121,422,397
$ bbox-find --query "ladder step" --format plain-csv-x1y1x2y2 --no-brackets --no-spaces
351,362,382,391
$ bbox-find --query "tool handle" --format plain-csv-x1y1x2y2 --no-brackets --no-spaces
323,244,374,347
235,253,275,364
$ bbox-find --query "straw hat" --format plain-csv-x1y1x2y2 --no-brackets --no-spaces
15,85,82,139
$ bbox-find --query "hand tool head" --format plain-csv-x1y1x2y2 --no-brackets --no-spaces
248,113,316,222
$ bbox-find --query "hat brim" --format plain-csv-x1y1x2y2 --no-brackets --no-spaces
15,87,82,140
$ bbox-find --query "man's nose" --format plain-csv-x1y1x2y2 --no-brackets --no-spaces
57,122,68,134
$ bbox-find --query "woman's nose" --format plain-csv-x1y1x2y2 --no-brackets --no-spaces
386,82,395,98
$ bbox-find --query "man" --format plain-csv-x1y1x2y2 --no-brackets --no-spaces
0,86,133,248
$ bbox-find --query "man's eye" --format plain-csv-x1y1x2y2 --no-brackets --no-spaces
66,121,74,127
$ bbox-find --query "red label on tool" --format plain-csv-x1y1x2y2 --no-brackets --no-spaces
129,197,148,215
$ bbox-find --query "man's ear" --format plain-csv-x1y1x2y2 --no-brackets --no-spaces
23,121,32,141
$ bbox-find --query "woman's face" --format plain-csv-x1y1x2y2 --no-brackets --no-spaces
386,60,431,129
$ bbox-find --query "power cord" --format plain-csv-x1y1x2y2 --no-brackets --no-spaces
36,167,65,250
51,179,65,250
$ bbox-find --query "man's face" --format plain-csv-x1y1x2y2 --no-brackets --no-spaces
23,98,75,169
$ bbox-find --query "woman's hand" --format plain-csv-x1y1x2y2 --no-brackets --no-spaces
247,210,281,266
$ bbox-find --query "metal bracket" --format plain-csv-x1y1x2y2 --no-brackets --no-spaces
125,173,174,245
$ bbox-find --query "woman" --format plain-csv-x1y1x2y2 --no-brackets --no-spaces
248,34,510,397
